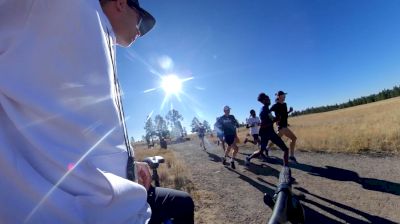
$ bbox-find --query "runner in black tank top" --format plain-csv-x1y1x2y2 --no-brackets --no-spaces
269,90,298,163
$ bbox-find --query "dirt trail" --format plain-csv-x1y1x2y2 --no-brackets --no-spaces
171,139,400,224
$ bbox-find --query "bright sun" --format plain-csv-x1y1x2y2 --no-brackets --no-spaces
161,74,182,95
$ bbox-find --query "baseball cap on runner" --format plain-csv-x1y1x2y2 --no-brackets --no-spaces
276,90,287,96
127,0,156,36
223,105,231,111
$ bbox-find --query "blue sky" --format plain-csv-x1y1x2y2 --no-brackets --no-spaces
116,0,400,140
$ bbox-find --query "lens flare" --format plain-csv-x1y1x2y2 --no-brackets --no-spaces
25,128,116,222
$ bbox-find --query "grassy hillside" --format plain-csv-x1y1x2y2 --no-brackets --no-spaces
238,97,400,154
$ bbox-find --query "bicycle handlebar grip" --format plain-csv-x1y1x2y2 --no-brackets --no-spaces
143,156,165,169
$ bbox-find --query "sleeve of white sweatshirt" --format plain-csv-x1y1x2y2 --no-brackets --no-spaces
0,0,150,223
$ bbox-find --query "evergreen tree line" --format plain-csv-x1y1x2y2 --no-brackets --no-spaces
142,109,188,145
142,109,213,145
291,85,400,116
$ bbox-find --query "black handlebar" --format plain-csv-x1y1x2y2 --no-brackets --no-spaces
266,166,305,224
143,156,165,187
268,167,291,224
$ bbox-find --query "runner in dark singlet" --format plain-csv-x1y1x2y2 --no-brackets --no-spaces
245,93,289,166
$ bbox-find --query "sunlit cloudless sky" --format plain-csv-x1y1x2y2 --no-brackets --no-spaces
116,0,400,140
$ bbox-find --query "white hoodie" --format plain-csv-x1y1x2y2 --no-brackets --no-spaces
0,0,150,223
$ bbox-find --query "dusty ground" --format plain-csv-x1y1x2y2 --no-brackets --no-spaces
170,139,400,224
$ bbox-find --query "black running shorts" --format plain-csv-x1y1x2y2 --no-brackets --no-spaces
252,134,259,142
224,135,235,146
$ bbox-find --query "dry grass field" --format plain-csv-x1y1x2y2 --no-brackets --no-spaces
134,143,196,195
238,97,400,154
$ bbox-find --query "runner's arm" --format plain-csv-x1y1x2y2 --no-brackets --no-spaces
288,106,293,114
233,116,240,128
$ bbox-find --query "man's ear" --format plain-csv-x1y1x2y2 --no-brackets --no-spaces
115,0,128,12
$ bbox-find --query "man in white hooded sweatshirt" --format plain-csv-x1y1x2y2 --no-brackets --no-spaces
0,0,193,223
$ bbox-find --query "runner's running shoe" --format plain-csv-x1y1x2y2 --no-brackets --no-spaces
245,156,251,166
261,150,269,162
289,156,298,164
230,161,236,169
265,149,270,157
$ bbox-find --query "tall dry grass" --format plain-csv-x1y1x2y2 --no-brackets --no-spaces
238,97,400,154
133,143,196,195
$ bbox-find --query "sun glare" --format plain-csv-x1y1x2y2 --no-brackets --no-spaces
161,75,182,95
141,63,194,110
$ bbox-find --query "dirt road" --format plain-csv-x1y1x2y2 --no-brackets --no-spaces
171,139,400,224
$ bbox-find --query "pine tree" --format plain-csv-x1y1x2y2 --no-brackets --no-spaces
191,117,200,132
166,109,184,138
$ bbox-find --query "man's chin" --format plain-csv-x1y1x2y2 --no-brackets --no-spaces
116,42,131,47
116,38,135,48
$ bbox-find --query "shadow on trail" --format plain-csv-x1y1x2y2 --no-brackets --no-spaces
295,187,397,224
204,149,398,223
263,155,400,196
206,151,280,178
225,167,275,200
238,157,280,178
238,152,253,157
205,151,222,163
226,167,394,224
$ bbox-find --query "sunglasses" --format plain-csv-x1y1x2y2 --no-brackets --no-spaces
126,0,143,32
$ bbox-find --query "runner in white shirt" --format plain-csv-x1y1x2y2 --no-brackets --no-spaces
0,0,193,223
244,109,269,165
244,109,261,145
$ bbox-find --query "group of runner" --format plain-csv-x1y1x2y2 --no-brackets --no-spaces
206,90,298,169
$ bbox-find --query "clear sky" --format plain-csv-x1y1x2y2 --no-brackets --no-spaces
116,0,400,140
